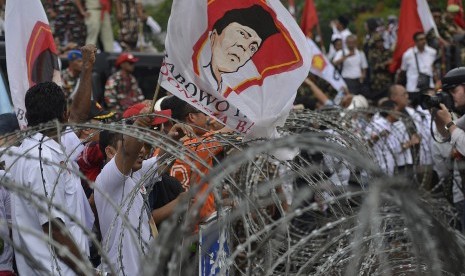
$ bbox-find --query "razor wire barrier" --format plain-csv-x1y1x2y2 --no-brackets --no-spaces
0,108,464,275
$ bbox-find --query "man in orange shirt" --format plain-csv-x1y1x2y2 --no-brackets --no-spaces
163,96,226,224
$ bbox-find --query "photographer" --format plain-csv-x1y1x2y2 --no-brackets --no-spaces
434,67,465,155
434,67,465,231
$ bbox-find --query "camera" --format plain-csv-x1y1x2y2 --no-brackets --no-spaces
420,91,454,110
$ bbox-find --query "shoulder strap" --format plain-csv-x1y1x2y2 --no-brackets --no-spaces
413,50,421,74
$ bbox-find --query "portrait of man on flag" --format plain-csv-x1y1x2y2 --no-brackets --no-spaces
191,0,305,99
162,0,310,137
204,5,278,93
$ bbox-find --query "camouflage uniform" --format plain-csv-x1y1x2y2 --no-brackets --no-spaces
48,0,87,47
119,0,139,51
368,47,393,101
104,70,145,116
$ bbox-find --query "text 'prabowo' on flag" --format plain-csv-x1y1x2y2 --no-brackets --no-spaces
160,0,311,138
5,0,61,128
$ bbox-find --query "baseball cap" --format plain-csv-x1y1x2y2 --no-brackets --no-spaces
447,4,460,13
115,53,139,67
123,103,172,125
442,67,465,91
88,101,115,121
67,50,82,62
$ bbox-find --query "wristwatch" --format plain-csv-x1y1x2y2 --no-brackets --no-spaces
445,121,455,131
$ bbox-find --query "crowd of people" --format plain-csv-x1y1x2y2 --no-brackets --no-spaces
319,4,465,106
41,0,160,55
1,1,465,275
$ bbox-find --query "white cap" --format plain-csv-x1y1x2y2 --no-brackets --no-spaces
154,96,168,111
347,95,369,110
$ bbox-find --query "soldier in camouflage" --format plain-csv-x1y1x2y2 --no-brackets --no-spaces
116,0,139,51
104,53,145,117
368,34,393,103
45,0,87,48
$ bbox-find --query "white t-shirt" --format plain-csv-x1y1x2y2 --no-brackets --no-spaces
333,49,368,79
94,156,157,275
8,132,93,275
400,46,437,92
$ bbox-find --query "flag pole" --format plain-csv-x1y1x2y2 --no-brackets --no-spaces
149,72,163,112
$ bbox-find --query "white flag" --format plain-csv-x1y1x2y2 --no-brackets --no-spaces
307,38,347,102
161,0,311,138
5,0,61,128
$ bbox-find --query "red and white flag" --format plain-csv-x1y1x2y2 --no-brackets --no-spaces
5,0,61,128
300,0,318,37
160,0,311,138
389,0,438,73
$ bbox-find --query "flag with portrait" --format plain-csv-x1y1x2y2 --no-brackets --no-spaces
160,0,311,138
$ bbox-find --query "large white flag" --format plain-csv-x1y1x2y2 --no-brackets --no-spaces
307,38,346,102
161,0,311,138
5,0,61,128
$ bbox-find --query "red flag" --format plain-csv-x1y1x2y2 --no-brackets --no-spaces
300,0,318,37
389,0,437,73
448,0,465,28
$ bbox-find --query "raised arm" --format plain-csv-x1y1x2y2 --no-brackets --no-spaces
68,44,97,124
115,114,152,175
304,78,330,105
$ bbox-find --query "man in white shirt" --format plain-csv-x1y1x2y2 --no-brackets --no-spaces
333,35,368,95
4,45,97,275
399,31,437,107
94,114,159,275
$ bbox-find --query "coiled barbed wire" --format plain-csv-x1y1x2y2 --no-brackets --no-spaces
0,108,463,275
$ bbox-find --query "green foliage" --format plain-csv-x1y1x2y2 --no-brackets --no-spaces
146,0,173,31
141,0,453,51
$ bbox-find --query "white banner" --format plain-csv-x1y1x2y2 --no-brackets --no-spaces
5,0,61,128
161,0,311,138
307,38,346,102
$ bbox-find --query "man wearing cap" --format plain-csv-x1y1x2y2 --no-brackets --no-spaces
94,105,181,274
104,52,144,117
62,49,83,101
435,67,465,232
447,3,465,29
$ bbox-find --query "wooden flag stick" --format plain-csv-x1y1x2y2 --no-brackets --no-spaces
150,81,161,113
150,71,163,113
